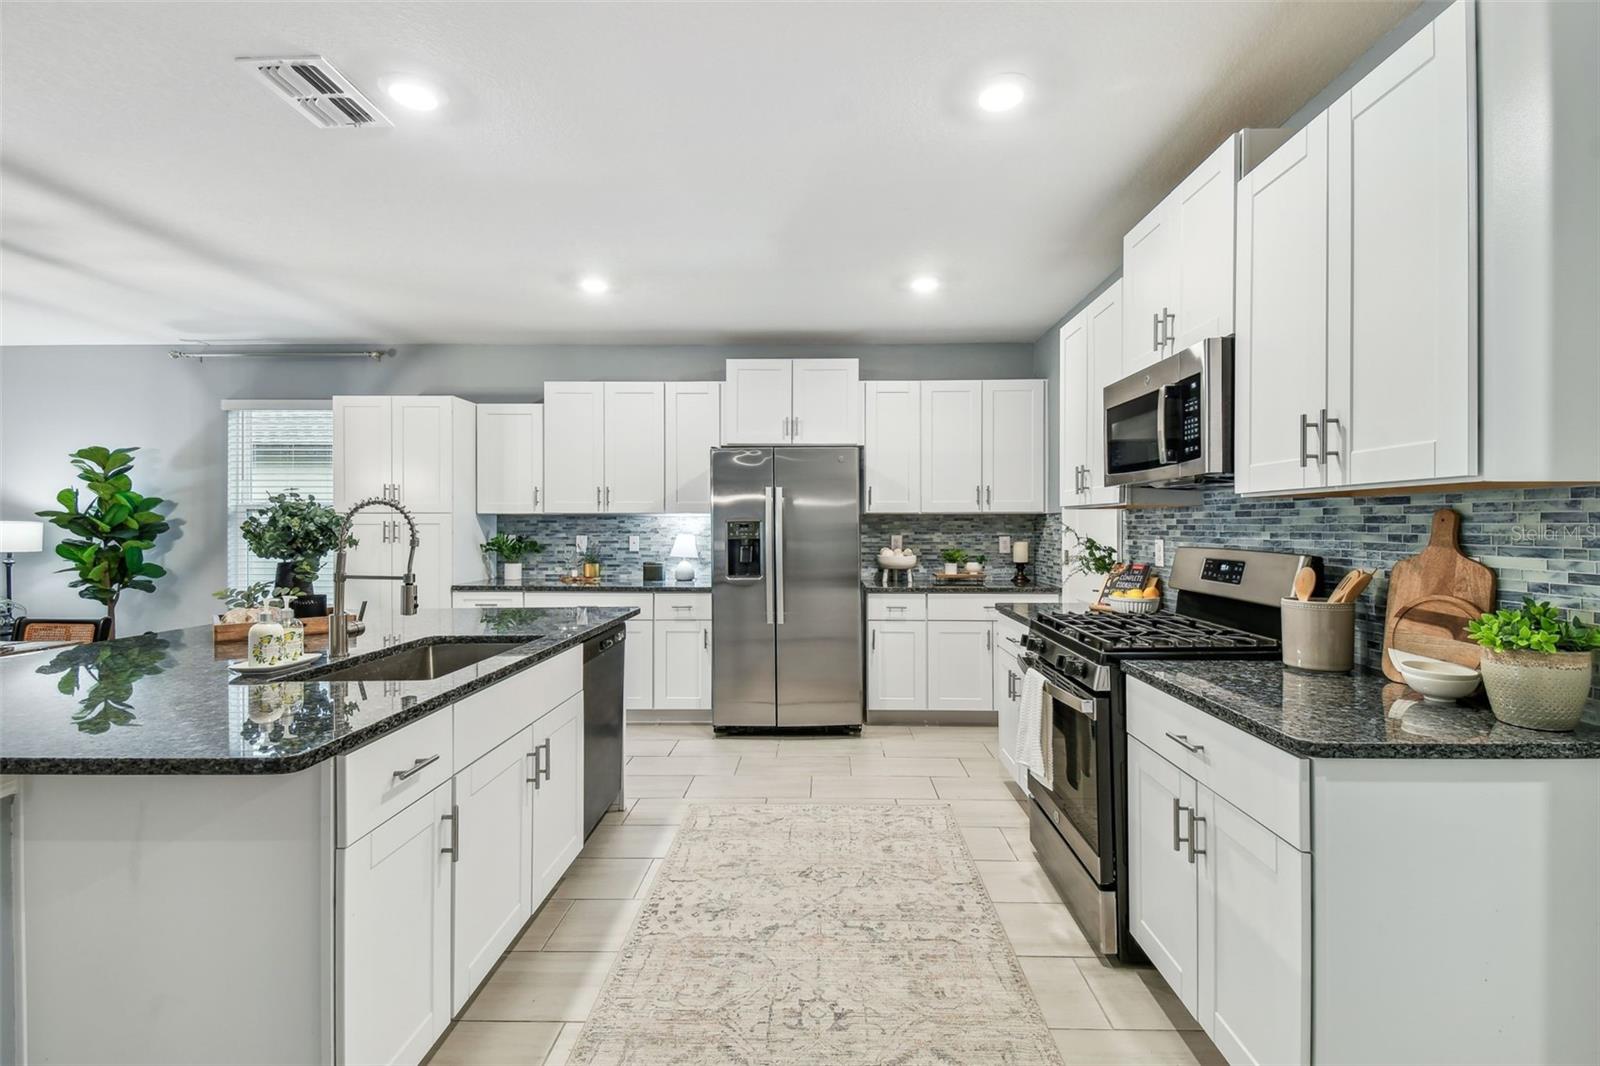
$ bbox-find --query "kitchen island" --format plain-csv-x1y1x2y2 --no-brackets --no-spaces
0,606,634,1066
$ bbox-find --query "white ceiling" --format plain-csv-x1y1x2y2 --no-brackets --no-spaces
0,1,1415,347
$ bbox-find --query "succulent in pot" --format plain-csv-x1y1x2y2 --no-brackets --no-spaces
1467,599,1599,731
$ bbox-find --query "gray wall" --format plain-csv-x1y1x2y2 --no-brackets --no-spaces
0,342,1030,633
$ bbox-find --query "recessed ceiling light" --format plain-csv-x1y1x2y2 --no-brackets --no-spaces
578,275,611,295
976,74,1029,114
908,275,942,296
384,78,443,112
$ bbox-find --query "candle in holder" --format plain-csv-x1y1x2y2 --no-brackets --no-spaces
1012,541,1029,564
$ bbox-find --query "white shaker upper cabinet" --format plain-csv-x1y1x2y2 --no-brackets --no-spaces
981,379,1046,513
790,358,860,444
664,382,722,512
333,396,393,510
602,382,666,513
477,404,543,514
1083,283,1124,506
722,359,792,444
1327,0,1476,488
543,382,606,513
1171,137,1241,349
862,381,921,513
919,380,984,513
391,397,455,514
1122,204,1177,372
1234,114,1333,495
1058,313,1091,508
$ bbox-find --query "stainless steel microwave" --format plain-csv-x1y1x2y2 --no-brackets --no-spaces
1102,338,1233,487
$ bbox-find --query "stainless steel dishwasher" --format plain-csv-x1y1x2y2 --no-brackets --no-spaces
582,626,626,837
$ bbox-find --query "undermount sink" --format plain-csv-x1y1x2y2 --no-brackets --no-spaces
305,641,529,683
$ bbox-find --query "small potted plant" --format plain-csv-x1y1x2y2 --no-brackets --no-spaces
967,553,986,575
940,548,968,575
482,533,542,583
1467,599,1599,731
238,491,351,618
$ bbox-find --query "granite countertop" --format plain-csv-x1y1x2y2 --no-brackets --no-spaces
863,573,1062,595
1122,659,1600,760
0,607,635,776
454,574,711,593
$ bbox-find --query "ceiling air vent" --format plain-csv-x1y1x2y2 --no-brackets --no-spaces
237,55,393,129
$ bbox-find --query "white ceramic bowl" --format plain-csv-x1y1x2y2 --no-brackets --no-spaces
876,551,917,571
1392,654,1481,703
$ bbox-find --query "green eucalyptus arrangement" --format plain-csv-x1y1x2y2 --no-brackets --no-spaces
213,583,294,611
239,491,352,588
1467,599,1600,655
1065,526,1118,581
36,445,171,636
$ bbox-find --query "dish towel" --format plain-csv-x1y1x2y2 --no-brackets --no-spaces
1015,668,1052,791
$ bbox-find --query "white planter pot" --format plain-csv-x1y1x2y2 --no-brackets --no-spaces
1479,648,1593,731
944,563,957,575
964,562,983,574
502,562,523,583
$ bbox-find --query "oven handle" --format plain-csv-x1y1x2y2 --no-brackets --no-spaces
1020,655,1099,722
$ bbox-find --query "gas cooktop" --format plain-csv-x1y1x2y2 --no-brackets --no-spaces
1030,609,1280,659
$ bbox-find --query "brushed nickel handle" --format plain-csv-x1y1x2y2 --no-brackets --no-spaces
440,805,459,862
392,754,439,782
1174,798,1194,855
605,485,612,509
867,485,873,508
1152,312,1161,351
871,629,876,652
986,629,993,652
1318,408,1341,464
1164,732,1204,755
596,486,601,509
703,628,709,650
975,485,982,507
534,486,540,508
1163,308,1176,350
985,485,992,505
539,738,552,782
527,747,541,789
1299,413,1314,469
1188,811,1206,864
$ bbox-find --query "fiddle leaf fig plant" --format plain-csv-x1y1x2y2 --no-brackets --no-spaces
36,446,171,636
1467,599,1600,655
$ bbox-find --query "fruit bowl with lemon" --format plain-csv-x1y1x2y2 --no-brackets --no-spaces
1105,581,1162,615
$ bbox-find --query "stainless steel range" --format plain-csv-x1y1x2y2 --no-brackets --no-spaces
1018,547,1320,960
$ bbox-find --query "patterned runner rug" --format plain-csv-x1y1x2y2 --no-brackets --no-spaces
570,803,1064,1065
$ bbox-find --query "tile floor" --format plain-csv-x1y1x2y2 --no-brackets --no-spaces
426,723,1225,1066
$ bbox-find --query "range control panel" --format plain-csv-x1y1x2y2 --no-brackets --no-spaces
1200,557,1247,585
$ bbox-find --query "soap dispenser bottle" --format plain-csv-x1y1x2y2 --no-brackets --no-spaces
280,596,306,662
247,605,286,668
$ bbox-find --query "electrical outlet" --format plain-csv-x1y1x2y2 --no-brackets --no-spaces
998,535,1011,554
890,534,903,550
1154,538,1166,567
575,535,588,552
628,535,640,552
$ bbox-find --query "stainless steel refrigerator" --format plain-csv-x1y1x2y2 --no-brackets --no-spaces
711,446,863,730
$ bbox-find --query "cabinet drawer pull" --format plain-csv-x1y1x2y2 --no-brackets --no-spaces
392,754,439,782
1164,732,1204,754
672,604,694,611
440,804,460,862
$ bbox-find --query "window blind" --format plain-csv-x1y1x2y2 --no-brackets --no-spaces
226,408,336,593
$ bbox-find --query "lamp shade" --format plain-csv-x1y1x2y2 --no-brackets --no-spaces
669,533,699,559
0,521,43,553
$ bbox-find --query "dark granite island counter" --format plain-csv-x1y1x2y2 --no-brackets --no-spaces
1,606,632,1065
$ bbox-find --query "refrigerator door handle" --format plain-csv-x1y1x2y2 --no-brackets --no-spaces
763,487,775,625
774,485,786,625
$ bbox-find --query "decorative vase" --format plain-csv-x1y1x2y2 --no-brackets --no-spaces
1478,648,1593,731
274,560,323,618
503,561,523,583
965,562,983,574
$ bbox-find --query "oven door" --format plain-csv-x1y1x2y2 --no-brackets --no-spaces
1023,658,1111,885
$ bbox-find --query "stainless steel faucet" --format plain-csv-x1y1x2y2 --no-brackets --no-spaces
331,497,420,658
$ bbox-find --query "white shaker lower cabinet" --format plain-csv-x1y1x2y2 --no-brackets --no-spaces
451,728,534,1012
531,693,585,902
924,620,994,712
866,620,927,712
337,781,454,1066
653,619,713,712
1127,737,1201,1014
623,619,655,711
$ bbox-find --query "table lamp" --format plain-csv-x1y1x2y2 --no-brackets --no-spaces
670,533,700,582
1,520,43,601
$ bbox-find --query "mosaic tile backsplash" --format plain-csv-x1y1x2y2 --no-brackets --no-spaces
860,513,1049,581
496,512,1056,585
1119,485,1600,697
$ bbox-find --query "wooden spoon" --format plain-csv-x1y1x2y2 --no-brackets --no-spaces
1327,571,1360,603
1293,566,1317,602
1332,569,1376,604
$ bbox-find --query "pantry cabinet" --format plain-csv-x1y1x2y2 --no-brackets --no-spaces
477,404,544,514
1059,282,1123,506
862,381,921,513
336,782,454,1066
451,728,533,1012
543,382,665,513
664,382,722,512
722,358,859,444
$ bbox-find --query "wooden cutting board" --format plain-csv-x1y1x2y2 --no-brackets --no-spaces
1381,508,1495,681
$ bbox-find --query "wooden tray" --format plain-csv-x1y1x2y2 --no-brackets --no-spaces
559,575,603,586
1381,508,1495,681
212,613,352,644
932,571,989,582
